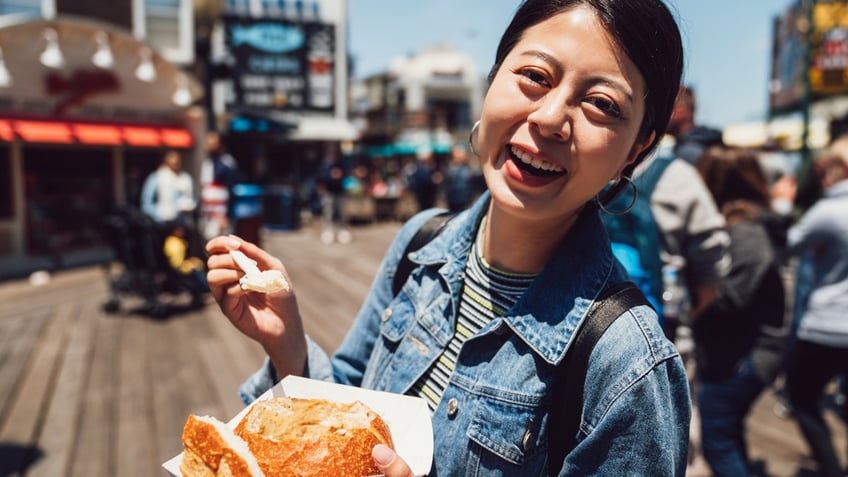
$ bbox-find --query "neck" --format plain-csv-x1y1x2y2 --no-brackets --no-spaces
478,205,580,274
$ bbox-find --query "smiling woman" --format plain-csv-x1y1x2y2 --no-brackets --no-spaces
205,1,689,476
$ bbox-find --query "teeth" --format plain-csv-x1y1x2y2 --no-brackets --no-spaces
511,146,564,173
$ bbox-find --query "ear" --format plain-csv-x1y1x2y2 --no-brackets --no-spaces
615,131,656,178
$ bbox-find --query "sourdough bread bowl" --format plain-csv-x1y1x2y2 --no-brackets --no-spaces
181,397,394,477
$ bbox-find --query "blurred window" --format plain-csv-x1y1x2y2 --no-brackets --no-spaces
135,0,193,64
0,0,43,15
56,0,131,29
145,0,179,51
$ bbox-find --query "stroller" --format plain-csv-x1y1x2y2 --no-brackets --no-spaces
100,205,206,317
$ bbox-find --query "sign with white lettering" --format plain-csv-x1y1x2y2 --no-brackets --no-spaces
224,17,336,114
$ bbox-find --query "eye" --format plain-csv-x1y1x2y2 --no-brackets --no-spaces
586,97,622,118
517,68,550,88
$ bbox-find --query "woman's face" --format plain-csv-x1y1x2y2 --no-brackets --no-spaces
479,5,652,223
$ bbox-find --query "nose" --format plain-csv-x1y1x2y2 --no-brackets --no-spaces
527,94,571,141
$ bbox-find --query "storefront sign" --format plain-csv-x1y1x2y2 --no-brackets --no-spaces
810,2,848,95
224,16,336,114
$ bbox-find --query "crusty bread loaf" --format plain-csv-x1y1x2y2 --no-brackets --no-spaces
181,397,394,477
180,414,266,477
233,397,394,477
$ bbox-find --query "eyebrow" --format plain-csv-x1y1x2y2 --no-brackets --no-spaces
517,49,634,104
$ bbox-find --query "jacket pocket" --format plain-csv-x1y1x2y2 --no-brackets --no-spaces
467,392,545,466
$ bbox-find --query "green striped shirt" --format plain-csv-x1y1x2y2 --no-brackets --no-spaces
410,226,536,412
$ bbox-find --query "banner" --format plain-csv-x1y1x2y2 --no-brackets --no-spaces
769,1,806,113
224,16,336,114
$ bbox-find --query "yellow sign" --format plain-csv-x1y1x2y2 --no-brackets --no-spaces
811,2,848,94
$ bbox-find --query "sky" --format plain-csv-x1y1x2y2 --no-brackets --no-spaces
347,0,790,130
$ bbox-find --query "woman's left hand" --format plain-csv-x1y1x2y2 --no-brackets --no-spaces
372,444,416,477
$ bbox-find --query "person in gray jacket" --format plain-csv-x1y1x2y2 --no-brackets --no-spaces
778,142,848,477
637,135,731,331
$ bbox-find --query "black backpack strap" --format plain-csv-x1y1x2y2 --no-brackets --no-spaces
392,211,457,296
548,281,648,476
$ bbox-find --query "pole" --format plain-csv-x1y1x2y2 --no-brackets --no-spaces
800,0,814,167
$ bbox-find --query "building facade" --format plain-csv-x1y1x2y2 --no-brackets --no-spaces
351,44,486,156
0,0,200,276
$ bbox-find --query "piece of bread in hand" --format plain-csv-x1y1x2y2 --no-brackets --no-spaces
229,250,289,293
180,414,265,477
233,397,395,477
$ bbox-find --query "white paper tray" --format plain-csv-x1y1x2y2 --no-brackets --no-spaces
162,375,434,476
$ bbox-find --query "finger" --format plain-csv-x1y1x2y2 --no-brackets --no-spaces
206,235,244,254
372,444,415,477
206,268,243,301
206,251,241,272
236,239,284,271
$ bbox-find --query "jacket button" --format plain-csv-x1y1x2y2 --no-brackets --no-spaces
522,428,532,451
446,398,459,418
381,308,392,322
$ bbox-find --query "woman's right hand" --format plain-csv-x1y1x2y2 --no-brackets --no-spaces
205,235,307,378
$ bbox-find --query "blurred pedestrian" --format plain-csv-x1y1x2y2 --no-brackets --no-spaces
777,142,848,477
163,221,209,308
206,0,690,475
444,144,474,212
200,132,243,240
667,85,725,166
634,135,731,339
407,147,441,211
692,146,790,477
140,149,197,229
631,101,731,470
317,153,351,244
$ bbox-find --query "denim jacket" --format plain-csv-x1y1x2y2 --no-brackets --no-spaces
240,193,691,476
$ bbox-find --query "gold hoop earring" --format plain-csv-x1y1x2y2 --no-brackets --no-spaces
468,120,480,157
597,176,638,215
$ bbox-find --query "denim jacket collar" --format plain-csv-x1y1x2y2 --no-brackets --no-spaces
409,192,617,366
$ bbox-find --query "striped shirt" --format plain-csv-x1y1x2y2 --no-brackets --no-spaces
410,226,536,412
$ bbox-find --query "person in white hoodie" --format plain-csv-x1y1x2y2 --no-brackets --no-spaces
777,138,848,477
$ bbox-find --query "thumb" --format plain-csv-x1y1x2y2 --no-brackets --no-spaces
372,444,415,477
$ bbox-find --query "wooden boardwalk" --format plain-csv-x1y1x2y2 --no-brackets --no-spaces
0,221,844,476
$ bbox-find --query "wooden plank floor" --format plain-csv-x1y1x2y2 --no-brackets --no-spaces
0,220,845,476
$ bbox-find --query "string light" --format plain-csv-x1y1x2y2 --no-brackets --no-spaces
0,47,12,87
91,30,114,69
135,46,156,82
39,28,64,69
172,74,192,106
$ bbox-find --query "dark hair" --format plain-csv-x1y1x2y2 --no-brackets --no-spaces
695,146,772,224
489,0,684,179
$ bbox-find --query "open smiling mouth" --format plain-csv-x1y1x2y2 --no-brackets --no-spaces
508,146,567,178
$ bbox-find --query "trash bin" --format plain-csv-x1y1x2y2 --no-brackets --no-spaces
263,185,301,231
232,184,264,246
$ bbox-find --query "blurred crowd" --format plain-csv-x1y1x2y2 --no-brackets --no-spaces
639,86,848,477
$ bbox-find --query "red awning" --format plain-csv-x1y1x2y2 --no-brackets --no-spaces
15,120,74,143
0,119,193,147
0,120,14,142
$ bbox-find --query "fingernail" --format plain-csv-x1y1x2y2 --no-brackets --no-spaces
372,444,395,466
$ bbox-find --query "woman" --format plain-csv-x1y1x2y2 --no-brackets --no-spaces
206,0,689,475
692,146,789,476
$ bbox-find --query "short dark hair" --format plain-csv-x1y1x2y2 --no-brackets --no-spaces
489,0,684,173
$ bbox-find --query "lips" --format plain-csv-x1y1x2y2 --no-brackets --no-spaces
508,146,566,178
